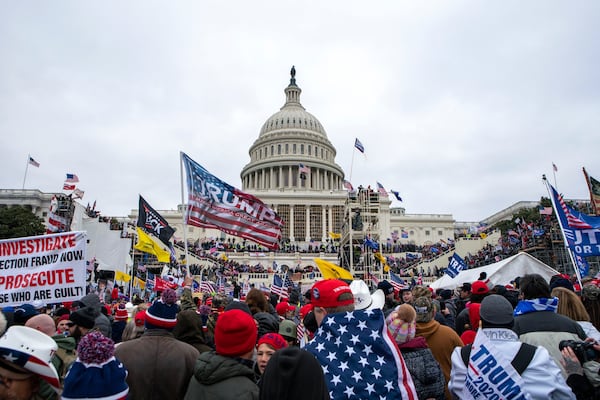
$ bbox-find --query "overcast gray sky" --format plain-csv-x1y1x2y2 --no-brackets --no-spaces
2,1,599,222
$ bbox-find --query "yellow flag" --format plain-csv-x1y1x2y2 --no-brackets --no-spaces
115,270,131,282
134,276,145,290
134,227,171,263
479,232,488,239
314,258,353,281
328,231,341,240
374,252,390,272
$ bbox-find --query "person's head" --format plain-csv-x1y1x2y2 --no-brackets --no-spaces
350,280,385,311
278,319,298,346
62,331,129,400
386,304,417,344
259,347,330,400
549,274,575,293
275,301,295,319
470,281,490,303
214,309,258,360
414,296,434,324
520,274,551,300
245,288,270,314
459,282,472,299
377,280,394,299
479,294,514,329
256,333,288,374
13,304,39,326
0,326,60,398
56,314,71,334
24,314,56,337
145,288,179,331
401,289,414,304
68,306,98,342
310,279,354,326
551,286,591,322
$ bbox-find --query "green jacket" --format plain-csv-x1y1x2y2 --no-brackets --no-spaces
184,351,258,400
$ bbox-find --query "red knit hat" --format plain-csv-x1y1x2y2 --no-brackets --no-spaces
311,279,353,308
115,304,128,321
215,309,257,357
257,333,288,351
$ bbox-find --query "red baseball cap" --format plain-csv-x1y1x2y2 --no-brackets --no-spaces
311,279,354,308
275,301,295,316
300,303,314,317
471,280,489,295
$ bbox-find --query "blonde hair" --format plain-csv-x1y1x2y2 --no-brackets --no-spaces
552,287,590,322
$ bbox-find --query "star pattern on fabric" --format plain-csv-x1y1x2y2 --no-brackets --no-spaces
305,309,415,400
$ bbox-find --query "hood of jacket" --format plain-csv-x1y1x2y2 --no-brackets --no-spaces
398,335,428,350
52,334,77,351
415,319,441,340
193,351,254,386
78,293,103,310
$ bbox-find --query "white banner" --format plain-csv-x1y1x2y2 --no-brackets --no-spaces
465,329,531,400
0,232,87,307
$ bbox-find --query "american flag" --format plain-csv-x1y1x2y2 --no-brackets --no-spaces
192,280,201,294
63,183,76,191
299,163,311,174
200,280,217,294
297,323,305,346
270,275,289,299
552,185,596,229
28,156,40,167
182,153,283,250
343,180,354,191
354,138,365,153
376,182,389,197
305,309,417,400
65,173,79,183
283,273,295,289
389,270,407,291
368,272,380,286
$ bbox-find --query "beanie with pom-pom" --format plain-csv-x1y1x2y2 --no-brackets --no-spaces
62,331,129,400
145,288,179,330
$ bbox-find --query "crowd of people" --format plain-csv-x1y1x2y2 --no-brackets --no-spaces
3,270,600,399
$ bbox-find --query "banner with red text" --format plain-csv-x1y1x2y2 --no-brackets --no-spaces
0,232,87,307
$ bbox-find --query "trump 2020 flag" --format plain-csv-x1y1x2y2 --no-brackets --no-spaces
463,329,531,399
446,253,466,278
182,152,283,250
137,195,175,247
305,309,417,400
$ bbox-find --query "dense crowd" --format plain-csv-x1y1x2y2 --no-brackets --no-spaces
3,269,600,400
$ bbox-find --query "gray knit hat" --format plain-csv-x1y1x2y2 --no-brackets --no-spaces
480,294,514,325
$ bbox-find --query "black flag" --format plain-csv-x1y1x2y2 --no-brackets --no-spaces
137,195,175,246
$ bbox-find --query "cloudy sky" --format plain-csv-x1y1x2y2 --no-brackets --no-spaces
2,1,599,222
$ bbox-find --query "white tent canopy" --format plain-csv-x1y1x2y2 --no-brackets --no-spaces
429,252,561,290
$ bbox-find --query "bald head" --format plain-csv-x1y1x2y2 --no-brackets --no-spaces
25,314,56,336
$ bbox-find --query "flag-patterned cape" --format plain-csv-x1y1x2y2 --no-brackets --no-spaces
305,309,417,400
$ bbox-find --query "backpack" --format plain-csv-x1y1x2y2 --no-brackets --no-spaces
461,342,536,375
54,346,77,381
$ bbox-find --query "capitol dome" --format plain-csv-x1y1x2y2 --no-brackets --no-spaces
241,66,345,193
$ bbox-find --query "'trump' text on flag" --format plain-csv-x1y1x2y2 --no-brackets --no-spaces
181,152,283,250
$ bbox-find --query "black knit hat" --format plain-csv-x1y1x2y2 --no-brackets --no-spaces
260,347,329,400
69,307,98,329
377,280,394,295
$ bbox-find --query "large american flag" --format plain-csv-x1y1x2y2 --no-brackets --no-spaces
182,152,283,250
270,275,288,299
200,280,217,294
305,309,417,400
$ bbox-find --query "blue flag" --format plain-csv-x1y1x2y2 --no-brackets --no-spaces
364,237,379,250
446,253,466,278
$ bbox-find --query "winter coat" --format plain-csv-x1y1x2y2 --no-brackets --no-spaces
115,329,200,400
514,309,587,376
450,328,575,400
398,336,445,400
184,351,258,400
173,309,213,354
416,319,463,399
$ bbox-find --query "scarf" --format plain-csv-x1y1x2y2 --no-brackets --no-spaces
513,297,558,316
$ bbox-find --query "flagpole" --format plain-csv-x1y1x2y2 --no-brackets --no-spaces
349,148,355,183
543,175,583,288
22,154,30,190
179,152,190,275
